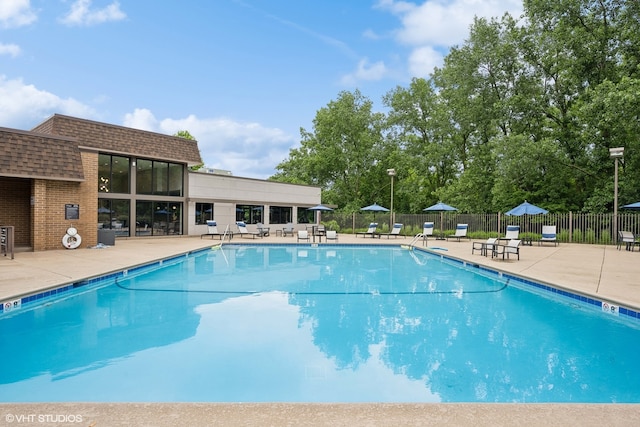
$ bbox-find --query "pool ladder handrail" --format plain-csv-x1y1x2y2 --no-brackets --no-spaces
409,233,424,248
221,224,232,243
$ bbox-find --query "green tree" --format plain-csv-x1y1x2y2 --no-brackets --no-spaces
273,90,386,211
174,130,203,171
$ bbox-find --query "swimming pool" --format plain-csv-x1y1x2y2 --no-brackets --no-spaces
1,244,639,402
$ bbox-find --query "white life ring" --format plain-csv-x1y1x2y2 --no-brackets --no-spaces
62,232,82,249
66,227,78,237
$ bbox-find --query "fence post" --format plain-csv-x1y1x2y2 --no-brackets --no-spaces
569,211,573,243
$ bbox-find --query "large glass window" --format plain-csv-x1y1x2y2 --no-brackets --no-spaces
196,203,213,224
236,205,263,224
137,201,183,236
297,208,314,224
136,159,183,196
269,206,292,224
154,161,168,194
98,199,130,236
98,154,130,193
168,163,183,196
136,159,153,194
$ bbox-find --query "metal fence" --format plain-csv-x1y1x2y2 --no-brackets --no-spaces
319,212,640,245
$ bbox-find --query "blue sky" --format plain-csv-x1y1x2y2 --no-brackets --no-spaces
1,0,522,179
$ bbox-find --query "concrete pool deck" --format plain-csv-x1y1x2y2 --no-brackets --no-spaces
1,234,639,426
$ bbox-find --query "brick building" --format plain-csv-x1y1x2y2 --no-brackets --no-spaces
0,114,320,251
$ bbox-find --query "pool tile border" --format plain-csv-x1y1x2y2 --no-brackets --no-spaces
0,248,208,316
416,247,639,322
1,244,638,322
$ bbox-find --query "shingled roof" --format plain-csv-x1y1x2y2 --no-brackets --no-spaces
31,114,202,166
0,128,84,181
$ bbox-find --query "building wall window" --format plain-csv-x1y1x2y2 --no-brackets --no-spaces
297,208,313,224
269,206,292,224
196,203,214,224
98,154,130,193
236,205,263,224
136,201,182,236
98,199,130,235
136,159,183,196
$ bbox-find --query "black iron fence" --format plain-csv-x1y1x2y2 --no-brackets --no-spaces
319,212,640,245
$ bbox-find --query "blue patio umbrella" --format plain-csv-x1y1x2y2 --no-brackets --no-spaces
423,202,458,213
361,203,389,220
505,200,548,236
308,204,334,224
360,203,389,212
505,200,548,216
423,202,458,236
307,204,334,211
622,202,640,209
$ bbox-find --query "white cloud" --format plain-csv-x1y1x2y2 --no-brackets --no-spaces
124,108,296,179
376,0,523,78
341,58,388,86
408,46,443,78
395,0,522,47
0,75,97,128
0,0,37,28
0,43,21,57
60,0,126,26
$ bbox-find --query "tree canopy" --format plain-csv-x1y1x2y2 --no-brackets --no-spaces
272,0,640,213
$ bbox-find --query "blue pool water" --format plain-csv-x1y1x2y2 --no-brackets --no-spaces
1,244,639,403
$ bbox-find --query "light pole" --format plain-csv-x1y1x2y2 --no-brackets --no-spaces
387,168,396,230
610,147,624,243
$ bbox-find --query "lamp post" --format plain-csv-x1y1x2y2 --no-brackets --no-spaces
387,168,396,230
609,147,624,242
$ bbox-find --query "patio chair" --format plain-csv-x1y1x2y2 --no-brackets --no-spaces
282,223,295,237
472,238,497,256
297,230,311,242
382,223,404,239
325,230,338,241
538,225,558,246
236,222,261,239
445,224,469,242
256,223,270,237
356,223,379,238
200,220,224,240
617,230,636,251
492,239,521,260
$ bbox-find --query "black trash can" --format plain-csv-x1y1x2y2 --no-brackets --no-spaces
98,229,116,246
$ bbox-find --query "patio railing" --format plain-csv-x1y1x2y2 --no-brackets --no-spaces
320,212,640,245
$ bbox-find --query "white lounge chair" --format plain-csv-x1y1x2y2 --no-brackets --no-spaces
325,230,338,241
356,223,379,238
382,223,404,239
539,225,558,246
446,224,469,242
499,225,519,243
236,222,261,239
200,220,224,240
421,222,434,245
